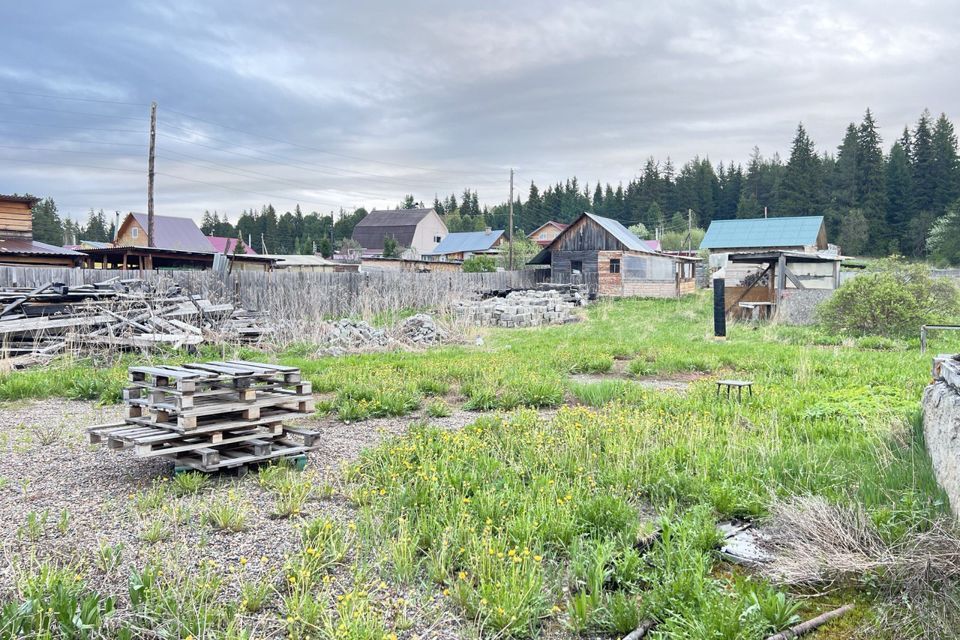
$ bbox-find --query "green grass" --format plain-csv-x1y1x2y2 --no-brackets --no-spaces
1,292,953,639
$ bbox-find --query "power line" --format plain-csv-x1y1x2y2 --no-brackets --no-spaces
154,172,343,210
5,155,351,211
0,120,144,135
161,106,506,177
0,89,148,107
157,148,392,202
0,102,146,121
157,129,507,190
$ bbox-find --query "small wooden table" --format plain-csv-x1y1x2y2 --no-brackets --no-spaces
716,379,754,401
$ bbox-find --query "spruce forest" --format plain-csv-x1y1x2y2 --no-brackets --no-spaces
39,107,960,263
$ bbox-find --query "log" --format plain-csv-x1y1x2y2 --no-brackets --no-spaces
764,604,854,640
623,620,656,640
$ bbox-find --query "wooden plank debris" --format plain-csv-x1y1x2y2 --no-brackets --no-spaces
0,277,268,370
87,360,318,473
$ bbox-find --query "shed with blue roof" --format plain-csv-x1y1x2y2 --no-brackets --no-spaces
528,212,697,298
700,216,827,254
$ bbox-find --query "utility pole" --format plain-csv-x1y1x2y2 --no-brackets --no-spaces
147,101,157,249
508,168,514,270
687,208,692,255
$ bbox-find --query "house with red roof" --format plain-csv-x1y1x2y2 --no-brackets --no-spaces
527,221,568,246
207,235,257,255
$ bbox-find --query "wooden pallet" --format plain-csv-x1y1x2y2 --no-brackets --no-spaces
171,438,312,473
90,360,319,473
88,420,287,457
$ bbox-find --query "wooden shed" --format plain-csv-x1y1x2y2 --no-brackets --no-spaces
0,194,83,267
529,212,697,298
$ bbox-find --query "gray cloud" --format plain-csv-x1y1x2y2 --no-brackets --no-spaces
0,0,958,224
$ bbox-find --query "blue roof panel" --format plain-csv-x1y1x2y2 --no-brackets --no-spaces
425,230,504,255
699,216,824,250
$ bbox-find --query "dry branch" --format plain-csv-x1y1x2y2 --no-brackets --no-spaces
764,604,853,640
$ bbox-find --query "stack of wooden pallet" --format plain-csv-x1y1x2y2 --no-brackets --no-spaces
88,360,318,473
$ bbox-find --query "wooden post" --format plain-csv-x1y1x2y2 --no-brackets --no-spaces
713,277,726,338
776,253,786,298
508,168,514,271
147,101,157,249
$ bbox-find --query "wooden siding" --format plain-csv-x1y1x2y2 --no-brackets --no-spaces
552,216,626,252
0,200,32,237
115,216,148,247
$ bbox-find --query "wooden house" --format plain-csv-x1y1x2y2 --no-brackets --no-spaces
527,221,568,246
0,194,83,266
424,229,504,261
351,208,448,258
528,212,697,298
80,212,274,271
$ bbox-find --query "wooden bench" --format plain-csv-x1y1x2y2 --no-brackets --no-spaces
716,379,754,401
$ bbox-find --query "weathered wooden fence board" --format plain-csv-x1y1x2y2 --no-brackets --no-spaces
0,266,538,321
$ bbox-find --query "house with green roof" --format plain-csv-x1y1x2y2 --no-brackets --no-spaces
699,215,828,255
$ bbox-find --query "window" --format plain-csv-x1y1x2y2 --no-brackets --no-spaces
609,258,621,274
433,235,442,243
570,260,583,273
131,227,139,239
539,232,546,239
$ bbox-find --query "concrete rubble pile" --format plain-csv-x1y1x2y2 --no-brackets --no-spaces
323,319,390,351
398,313,447,345
453,289,582,328
922,354,960,517
320,313,448,355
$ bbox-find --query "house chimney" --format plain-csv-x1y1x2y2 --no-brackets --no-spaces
484,226,491,235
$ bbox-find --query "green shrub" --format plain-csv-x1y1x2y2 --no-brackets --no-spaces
817,259,960,337
462,255,497,272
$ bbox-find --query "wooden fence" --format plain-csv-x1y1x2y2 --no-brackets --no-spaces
0,265,538,324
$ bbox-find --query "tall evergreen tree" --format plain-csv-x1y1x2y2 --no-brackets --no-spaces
779,124,823,216
31,197,63,245
912,109,936,213
856,109,887,250
931,112,960,213
885,140,913,253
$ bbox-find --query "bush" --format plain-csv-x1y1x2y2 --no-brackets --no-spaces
817,259,960,337
462,255,497,272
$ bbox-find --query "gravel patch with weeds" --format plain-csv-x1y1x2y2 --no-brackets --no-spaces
0,399,486,639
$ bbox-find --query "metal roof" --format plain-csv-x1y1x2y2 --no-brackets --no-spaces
264,254,337,267
0,238,84,257
425,230,504,255
128,213,213,252
208,236,257,255
700,216,825,250
352,208,437,251
584,213,656,253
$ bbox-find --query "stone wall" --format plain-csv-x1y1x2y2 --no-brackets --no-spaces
776,289,835,325
453,290,581,328
923,355,960,516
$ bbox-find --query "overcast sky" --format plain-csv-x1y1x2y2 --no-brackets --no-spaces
1,0,958,224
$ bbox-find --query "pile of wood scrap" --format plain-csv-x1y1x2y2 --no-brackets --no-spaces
0,278,268,370
88,360,317,473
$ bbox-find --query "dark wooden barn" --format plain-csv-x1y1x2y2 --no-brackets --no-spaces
529,212,697,298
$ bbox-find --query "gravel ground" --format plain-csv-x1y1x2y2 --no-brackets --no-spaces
0,399,487,639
